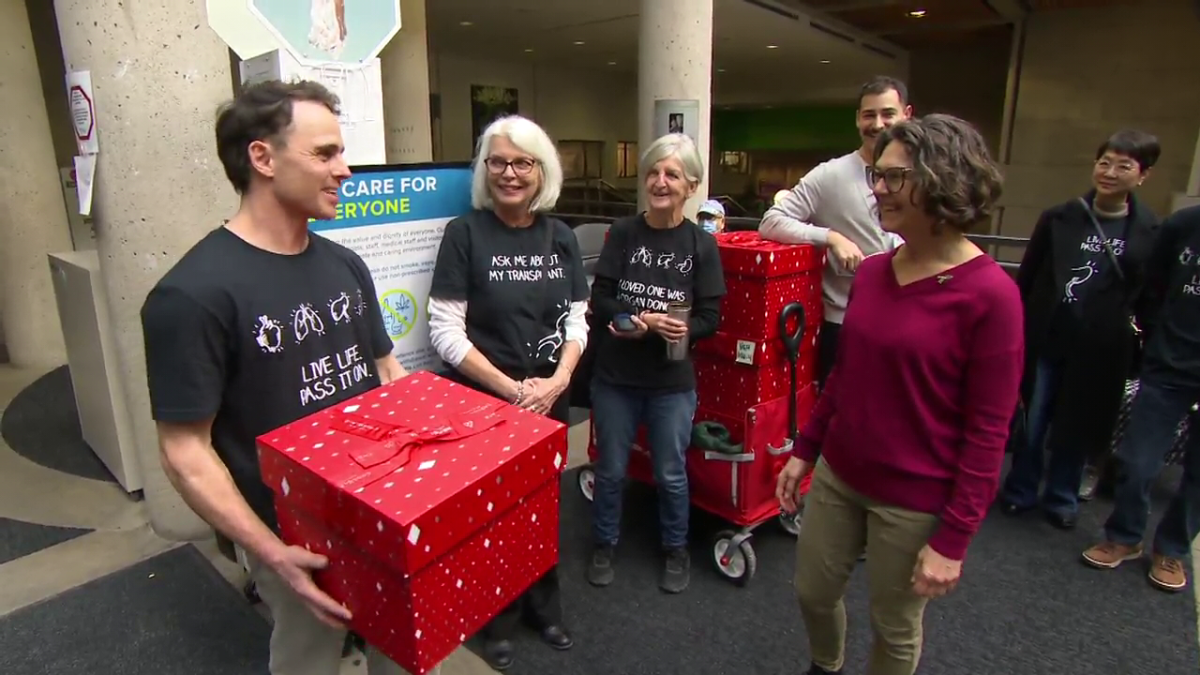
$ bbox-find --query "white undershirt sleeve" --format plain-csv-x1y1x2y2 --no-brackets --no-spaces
563,300,589,353
427,297,474,368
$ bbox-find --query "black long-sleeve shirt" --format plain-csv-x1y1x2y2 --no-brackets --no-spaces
1138,205,1200,389
589,215,726,393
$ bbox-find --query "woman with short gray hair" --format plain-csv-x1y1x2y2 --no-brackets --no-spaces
585,133,727,594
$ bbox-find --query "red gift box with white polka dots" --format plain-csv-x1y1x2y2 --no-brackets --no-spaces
694,347,818,414
718,273,823,340
256,371,567,675
714,231,824,339
714,231,823,277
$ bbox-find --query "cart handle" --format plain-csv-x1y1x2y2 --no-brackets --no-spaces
778,302,806,363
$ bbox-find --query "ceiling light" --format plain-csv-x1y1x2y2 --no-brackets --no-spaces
766,44,779,49
524,48,534,53
717,68,726,72
607,61,617,65
819,59,831,64
573,40,585,45
907,9,927,18
459,20,473,26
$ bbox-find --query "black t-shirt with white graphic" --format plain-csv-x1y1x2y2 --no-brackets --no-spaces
592,215,726,392
1142,207,1200,387
1046,214,1126,352
429,210,589,379
141,228,394,530
1061,214,1126,308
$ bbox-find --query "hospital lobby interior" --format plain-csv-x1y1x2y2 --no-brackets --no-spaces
2,0,1200,673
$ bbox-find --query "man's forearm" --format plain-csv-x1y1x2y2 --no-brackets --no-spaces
160,444,283,564
759,210,831,246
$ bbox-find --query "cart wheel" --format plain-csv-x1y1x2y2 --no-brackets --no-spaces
779,509,803,537
711,530,757,586
578,465,596,502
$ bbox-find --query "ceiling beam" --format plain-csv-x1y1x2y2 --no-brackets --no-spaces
880,17,1012,34
807,0,898,11
984,0,1029,21
764,0,910,56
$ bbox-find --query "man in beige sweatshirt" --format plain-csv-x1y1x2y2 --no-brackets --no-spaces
759,76,911,387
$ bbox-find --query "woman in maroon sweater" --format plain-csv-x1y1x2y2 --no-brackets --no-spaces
776,115,1023,675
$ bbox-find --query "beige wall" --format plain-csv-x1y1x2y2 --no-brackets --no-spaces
1000,0,1200,241
908,27,1012,159
432,52,639,188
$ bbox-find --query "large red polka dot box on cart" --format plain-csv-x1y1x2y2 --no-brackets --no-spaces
257,371,566,675
693,231,823,414
712,230,823,340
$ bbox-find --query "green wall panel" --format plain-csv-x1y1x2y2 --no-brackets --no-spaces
712,106,860,152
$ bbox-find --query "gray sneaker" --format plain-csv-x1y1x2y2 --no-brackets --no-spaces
587,544,615,587
660,547,690,594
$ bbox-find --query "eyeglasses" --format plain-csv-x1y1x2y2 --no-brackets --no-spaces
866,166,912,195
1095,158,1138,175
485,156,538,175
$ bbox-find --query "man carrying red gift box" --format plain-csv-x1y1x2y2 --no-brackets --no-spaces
140,80,437,675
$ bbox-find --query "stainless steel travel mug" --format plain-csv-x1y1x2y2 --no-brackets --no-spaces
665,301,691,361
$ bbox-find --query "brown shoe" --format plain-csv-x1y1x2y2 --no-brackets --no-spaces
1148,554,1188,592
1081,541,1144,569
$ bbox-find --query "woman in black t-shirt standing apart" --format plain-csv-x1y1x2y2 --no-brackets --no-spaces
586,133,727,594
427,115,590,672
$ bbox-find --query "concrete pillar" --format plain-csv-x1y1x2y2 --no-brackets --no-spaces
637,0,714,219
0,0,72,369
53,0,237,540
380,0,433,164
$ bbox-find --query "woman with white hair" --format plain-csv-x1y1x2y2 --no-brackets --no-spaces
586,133,727,594
427,115,589,671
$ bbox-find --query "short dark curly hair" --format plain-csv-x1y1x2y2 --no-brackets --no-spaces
873,114,1003,234
215,80,341,194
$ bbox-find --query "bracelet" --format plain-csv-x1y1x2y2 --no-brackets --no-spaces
513,380,525,406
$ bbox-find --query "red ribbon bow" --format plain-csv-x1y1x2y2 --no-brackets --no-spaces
325,403,507,490
718,231,770,247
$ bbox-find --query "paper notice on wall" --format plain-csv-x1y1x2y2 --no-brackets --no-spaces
654,99,700,142
73,155,96,216
66,71,99,156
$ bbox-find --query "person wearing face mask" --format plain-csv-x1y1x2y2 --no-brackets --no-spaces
759,76,910,389
775,115,1022,675
999,130,1160,531
697,199,726,234
427,115,589,671
585,133,727,594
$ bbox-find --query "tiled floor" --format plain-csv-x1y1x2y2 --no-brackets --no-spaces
0,363,1197,673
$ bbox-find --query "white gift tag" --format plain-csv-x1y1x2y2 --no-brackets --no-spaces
735,340,756,365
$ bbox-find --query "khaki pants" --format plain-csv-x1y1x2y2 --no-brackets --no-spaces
794,460,940,675
248,555,442,675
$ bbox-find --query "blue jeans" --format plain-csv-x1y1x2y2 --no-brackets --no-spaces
1104,377,1200,559
590,381,697,549
1002,358,1086,517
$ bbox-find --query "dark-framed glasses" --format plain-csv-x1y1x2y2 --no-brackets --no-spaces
1094,158,1138,175
866,166,912,195
485,156,538,175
